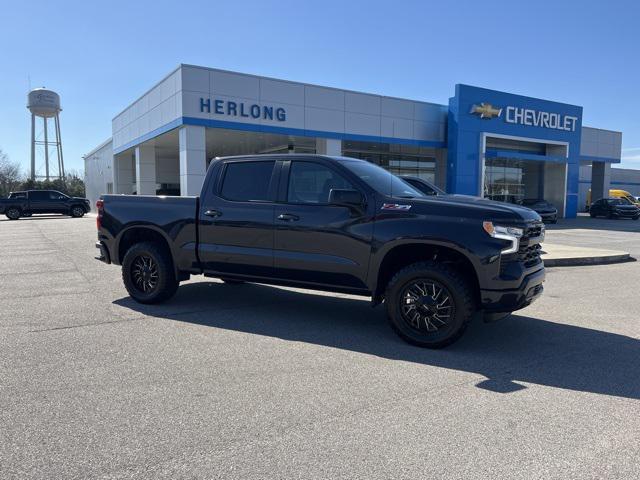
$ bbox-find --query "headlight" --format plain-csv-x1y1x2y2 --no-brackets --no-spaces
483,221,523,254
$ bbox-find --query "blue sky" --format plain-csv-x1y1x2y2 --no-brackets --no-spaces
0,0,639,173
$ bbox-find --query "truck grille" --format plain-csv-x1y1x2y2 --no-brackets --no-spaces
500,221,544,274
519,243,542,268
524,223,544,239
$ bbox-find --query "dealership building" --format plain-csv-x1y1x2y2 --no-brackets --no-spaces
85,64,624,217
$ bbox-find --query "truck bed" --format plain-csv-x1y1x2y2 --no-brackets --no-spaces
98,194,200,271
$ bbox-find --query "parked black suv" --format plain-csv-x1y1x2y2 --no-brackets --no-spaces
0,190,91,220
96,155,545,348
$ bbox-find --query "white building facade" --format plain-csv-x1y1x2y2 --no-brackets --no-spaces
85,64,623,217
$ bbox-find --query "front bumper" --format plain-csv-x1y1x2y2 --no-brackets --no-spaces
480,266,545,313
539,212,557,223
95,241,111,264
612,210,639,218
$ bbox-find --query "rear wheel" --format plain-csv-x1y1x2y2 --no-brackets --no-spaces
385,261,475,348
5,208,21,220
122,242,178,304
70,206,85,218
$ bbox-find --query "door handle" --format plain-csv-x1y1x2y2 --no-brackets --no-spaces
204,209,222,218
277,213,299,222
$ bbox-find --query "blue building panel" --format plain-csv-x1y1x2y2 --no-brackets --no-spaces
447,84,584,218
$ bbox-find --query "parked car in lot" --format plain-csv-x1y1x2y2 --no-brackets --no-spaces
518,199,558,224
586,188,640,211
400,176,445,196
0,190,91,220
96,155,545,348
589,197,640,220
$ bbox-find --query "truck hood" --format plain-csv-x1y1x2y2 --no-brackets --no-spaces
391,194,542,223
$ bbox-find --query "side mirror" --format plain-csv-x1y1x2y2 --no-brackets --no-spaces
328,189,364,209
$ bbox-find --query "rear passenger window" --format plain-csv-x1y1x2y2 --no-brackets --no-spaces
220,161,275,202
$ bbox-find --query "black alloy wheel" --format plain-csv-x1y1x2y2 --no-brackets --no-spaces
131,255,159,294
71,206,85,217
6,208,21,220
399,279,455,333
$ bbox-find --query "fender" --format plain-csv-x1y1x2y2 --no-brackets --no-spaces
367,237,485,294
114,223,179,274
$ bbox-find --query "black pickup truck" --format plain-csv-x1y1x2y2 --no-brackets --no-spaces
0,190,90,220
96,155,545,348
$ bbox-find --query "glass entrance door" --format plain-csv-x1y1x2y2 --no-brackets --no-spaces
484,158,525,203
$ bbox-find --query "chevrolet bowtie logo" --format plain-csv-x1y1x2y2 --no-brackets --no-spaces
470,102,502,119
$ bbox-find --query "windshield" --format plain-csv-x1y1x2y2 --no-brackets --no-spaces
342,160,424,198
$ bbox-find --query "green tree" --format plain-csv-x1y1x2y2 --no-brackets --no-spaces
0,149,24,198
16,169,86,198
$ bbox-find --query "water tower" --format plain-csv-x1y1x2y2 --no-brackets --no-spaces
27,88,65,181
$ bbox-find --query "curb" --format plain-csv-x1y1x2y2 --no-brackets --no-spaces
543,252,632,267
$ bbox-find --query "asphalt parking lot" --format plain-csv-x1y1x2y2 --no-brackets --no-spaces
1,215,639,479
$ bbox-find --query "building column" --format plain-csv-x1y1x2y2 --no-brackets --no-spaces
135,144,157,195
591,161,611,203
179,125,207,196
316,138,342,156
115,153,134,194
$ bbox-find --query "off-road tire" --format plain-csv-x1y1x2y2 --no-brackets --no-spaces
385,261,475,348
122,241,178,304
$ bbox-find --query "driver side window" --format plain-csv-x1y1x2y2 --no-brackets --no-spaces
287,162,355,204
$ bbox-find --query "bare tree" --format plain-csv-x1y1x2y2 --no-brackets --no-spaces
0,149,23,198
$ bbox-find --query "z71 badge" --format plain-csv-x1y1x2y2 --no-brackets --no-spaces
381,203,412,211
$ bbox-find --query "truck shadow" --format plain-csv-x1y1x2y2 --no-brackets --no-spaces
114,281,640,400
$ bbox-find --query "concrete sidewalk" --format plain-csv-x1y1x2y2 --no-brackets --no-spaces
542,243,631,267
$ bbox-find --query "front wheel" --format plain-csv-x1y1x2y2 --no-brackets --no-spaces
70,206,85,218
5,208,21,220
385,261,475,348
589,212,596,218
122,242,178,304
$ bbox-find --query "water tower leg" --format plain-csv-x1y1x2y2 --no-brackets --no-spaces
55,114,65,179
30,114,36,181
44,117,49,181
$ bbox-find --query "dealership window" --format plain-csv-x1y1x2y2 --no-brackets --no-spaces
287,161,355,204
484,158,544,203
220,161,275,201
343,141,436,183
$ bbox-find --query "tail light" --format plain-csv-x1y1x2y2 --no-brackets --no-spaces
96,199,104,229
